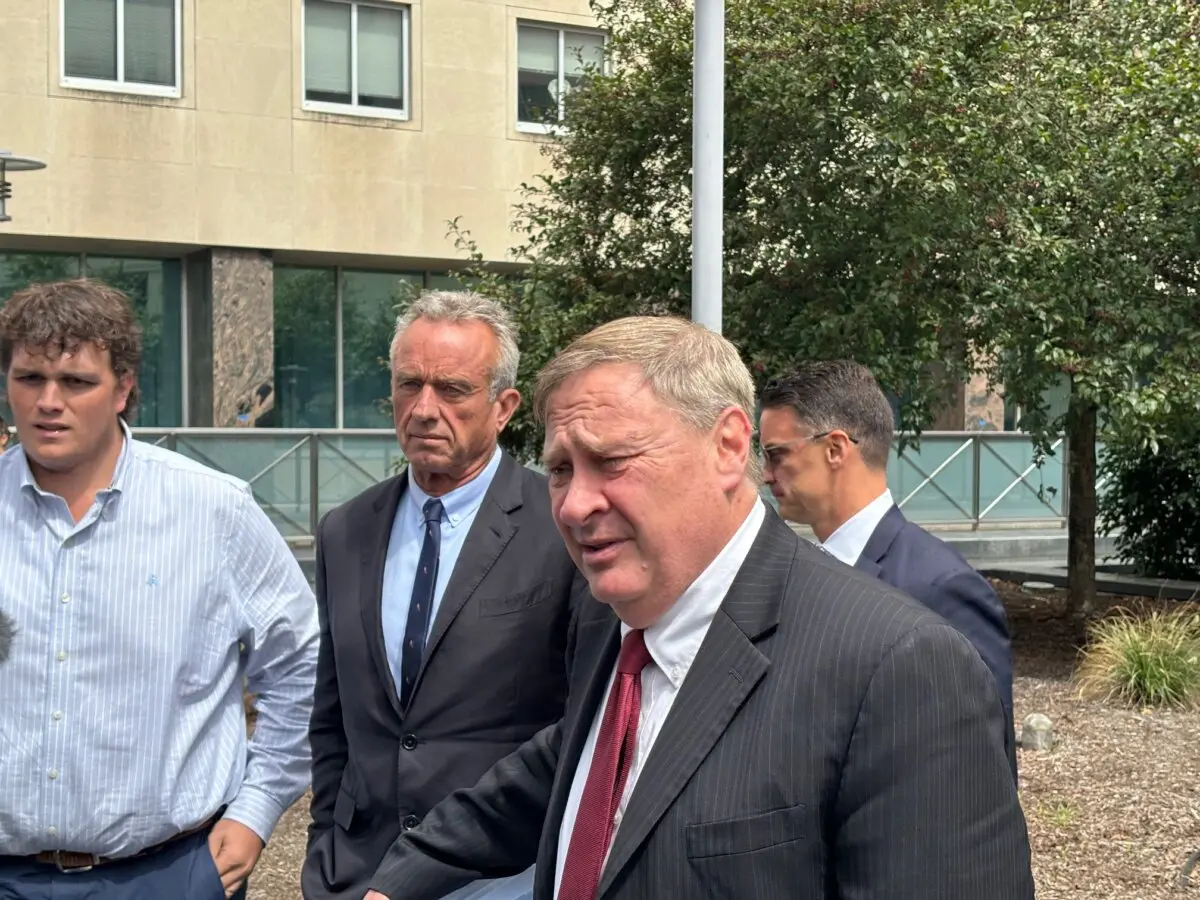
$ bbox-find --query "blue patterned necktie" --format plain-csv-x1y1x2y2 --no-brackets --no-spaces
400,498,444,709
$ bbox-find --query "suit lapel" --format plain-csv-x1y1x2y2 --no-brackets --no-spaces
854,503,905,579
360,473,407,718
596,511,796,898
410,452,524,695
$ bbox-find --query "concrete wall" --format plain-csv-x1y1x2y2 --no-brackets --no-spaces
0,0,595,263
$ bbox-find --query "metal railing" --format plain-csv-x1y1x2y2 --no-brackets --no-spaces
124,428,1106,542
134,429,404,543
887,431,1108,529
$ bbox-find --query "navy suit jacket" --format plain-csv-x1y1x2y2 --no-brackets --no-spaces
855,505,1014,732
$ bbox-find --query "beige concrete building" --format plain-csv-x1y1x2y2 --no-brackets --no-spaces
1,0,601,427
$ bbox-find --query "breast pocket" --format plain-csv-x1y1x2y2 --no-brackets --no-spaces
477,579,555,618
685,804,813,898
686,803,807,859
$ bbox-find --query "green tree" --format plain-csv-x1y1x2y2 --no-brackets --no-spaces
966,0,1200,622
456,0,1045,461
450,0,1198,628
1098,405,1200,581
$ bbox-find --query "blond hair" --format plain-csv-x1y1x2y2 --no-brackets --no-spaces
534,316,761,481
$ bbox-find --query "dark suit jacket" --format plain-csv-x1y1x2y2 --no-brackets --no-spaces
302,450,587,900
855,505,1014,723
368,509,1035,899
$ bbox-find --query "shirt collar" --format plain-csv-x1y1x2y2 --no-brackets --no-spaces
405,444,503,527
19,419,135,498
624,498,767,690
819,488,894,566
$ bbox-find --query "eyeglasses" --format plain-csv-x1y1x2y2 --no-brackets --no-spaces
759,430,859,468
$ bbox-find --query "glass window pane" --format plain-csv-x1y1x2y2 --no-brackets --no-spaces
0,253,181,429
305,0,352,105
518,31,560,123
64,0,118,81
274,267,337,428
518,25,558,73
425,272,479,291
124,0,176,87
564,31,604,78
357,5,405,110
518,25,559,123
0,253,83,429
342,270,421,428
84,256,183,427
0,253,81,298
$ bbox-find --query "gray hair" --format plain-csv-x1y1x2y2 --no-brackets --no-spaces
534,316,761,482
760,360,895,470
390,289,520,398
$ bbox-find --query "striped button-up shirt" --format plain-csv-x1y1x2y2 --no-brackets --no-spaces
0,424,319,857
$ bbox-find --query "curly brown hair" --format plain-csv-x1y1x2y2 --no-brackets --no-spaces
0,278,143,422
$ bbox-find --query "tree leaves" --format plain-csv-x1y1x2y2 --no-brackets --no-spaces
443,0,1198,497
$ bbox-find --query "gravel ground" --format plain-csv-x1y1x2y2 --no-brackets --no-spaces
1004,582,1200,900
249,581,1200,899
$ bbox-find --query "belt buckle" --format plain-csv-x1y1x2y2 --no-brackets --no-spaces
51,850,99,873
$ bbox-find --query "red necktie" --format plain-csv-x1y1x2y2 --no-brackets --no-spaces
559,629,653,900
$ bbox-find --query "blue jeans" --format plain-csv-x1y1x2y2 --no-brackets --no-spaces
0,831,247,900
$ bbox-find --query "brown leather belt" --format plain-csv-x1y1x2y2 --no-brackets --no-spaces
27,811,222,873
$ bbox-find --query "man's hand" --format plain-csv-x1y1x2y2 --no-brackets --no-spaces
364,892,389,900
207,819,265,898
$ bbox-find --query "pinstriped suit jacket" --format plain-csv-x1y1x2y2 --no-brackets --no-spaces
370,509,1035,899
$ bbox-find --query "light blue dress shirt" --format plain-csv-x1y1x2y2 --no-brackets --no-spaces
381,445,502,692
0,423,319,857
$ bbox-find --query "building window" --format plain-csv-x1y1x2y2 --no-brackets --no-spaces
0,252,184,427
273,268,474,429
516,23,605,132
274,267,339,429
342,270,422,428
304,0,410,119
61,0,181,96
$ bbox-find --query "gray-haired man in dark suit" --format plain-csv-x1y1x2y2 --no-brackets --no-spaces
303,291,586,900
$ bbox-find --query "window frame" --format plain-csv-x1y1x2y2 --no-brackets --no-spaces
59,0,183,99
515,21,606,135
301,0,412,122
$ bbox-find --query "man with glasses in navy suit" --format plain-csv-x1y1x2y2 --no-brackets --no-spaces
759,360,1015,775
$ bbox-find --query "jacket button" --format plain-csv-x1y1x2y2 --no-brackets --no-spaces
402,734,418,751
402,815,420,830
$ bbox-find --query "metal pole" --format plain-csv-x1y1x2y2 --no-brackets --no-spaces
309,433,321,539
691,0,724,334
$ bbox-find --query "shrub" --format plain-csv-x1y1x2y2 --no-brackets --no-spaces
1076,609,1200,709
1098,413,1200,580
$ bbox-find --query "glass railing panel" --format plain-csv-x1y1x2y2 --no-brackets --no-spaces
977,435,1064,522
888,435,975,524
315,434,406,520
126,429,1109,539
133,431,313,537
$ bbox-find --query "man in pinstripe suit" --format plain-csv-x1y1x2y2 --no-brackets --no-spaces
366,316,1035,900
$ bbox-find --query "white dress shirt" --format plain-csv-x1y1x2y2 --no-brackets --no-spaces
818,489,894,566
553,499,767,897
